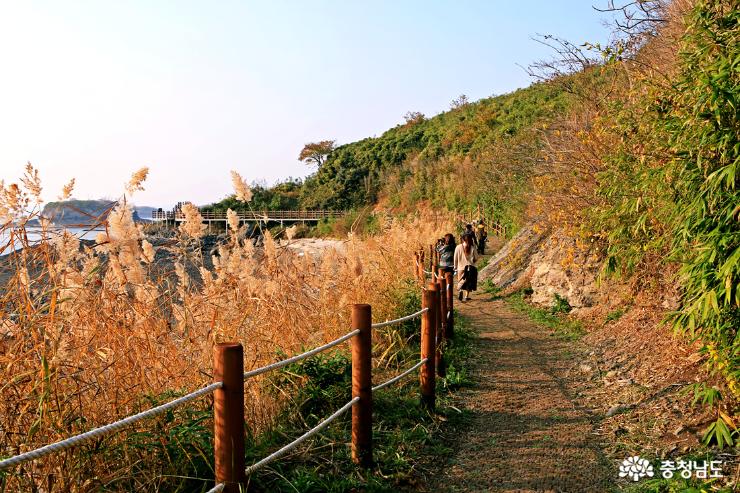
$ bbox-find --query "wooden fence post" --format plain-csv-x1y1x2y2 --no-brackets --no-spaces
214,343,245,493
351,304,373,467
436,270,447,378
445,271,455,339
421,284,437,409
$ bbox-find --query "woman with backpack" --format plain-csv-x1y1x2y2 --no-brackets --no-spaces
454,232,479,301
436,233,456,274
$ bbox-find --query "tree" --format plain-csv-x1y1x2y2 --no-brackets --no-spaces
403,111,425,126
450,94,470,109
299,140,336,168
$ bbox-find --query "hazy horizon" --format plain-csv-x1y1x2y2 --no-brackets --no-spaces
1,1,615,209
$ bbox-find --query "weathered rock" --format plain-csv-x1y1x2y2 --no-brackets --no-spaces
478,224,549,287
529,234,601,308
479,222,602,309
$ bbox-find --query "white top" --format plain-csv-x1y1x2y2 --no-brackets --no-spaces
454,243,479,280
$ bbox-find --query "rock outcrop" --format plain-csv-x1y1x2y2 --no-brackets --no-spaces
478,224,549,288
480,223,602,309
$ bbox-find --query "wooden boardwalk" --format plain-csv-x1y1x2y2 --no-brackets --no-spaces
151,209,345,223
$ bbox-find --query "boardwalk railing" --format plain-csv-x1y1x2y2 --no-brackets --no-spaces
0,277,449,493
152,209,345,222
457,204,507,237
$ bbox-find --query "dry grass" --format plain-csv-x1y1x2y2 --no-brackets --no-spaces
0,166,452,491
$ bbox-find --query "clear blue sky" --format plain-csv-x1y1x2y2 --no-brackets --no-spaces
0,1,614,208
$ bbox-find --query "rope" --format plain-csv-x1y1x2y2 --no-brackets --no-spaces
371,308,428,329
372,358,428,392
244,396,359,476
415,259,434,276
243,330,360,380
0,381,223,471
205,483,225,493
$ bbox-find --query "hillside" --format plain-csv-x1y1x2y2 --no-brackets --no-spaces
187,0,740,464
481,0,739,458
299,82,573,219
206,80,578,232
213,0,739,461
42,199,154,225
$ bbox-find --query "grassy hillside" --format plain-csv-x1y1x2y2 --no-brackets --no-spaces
530,0,739,445
213,0,739,447
206,2,739,439
300,82,573,225
206,81,576,233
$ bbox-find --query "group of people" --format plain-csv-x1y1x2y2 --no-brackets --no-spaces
435,221,487,302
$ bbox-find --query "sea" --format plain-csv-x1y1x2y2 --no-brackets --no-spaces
1,227,105,255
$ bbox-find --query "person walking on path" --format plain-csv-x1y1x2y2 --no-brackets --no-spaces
436,233,456,274
454,233,479,301
464,223,478,251
476,223,487,255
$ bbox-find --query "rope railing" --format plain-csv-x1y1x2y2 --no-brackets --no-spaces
0,381,223,471
244,397,360,476
373,358,428,392
243,329,360,380
371,308,428,329
205,483,225,493
415,259,434,276
1,252,451,491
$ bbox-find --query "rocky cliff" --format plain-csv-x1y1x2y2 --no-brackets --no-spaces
480,224,602,309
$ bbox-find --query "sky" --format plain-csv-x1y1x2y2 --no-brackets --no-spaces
0,1,615,209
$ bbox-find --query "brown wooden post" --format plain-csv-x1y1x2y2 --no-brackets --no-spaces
421,284,437,409
445,271,455,339
416,251,424,283
214,343,245,492
351,304,373,467
436,272,447,377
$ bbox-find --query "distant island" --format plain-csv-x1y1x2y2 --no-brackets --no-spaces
41,199,156,226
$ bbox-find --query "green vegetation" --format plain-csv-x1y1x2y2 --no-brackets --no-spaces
311,209,381,238
300,83,572,227
205,81,574,236
99,394,214,492
83,285,475,492
584,1,739,442
201,0,740,453
605,308,626,323
551,293,572,314
239,294,475,492
201,179,303,213
502,290,584,341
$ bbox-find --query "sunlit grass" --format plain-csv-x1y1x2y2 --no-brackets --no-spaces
0,165,453,491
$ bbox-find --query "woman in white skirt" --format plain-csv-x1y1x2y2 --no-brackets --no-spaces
454,232,479,301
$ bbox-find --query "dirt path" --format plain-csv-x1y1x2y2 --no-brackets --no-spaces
431,296,615,492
